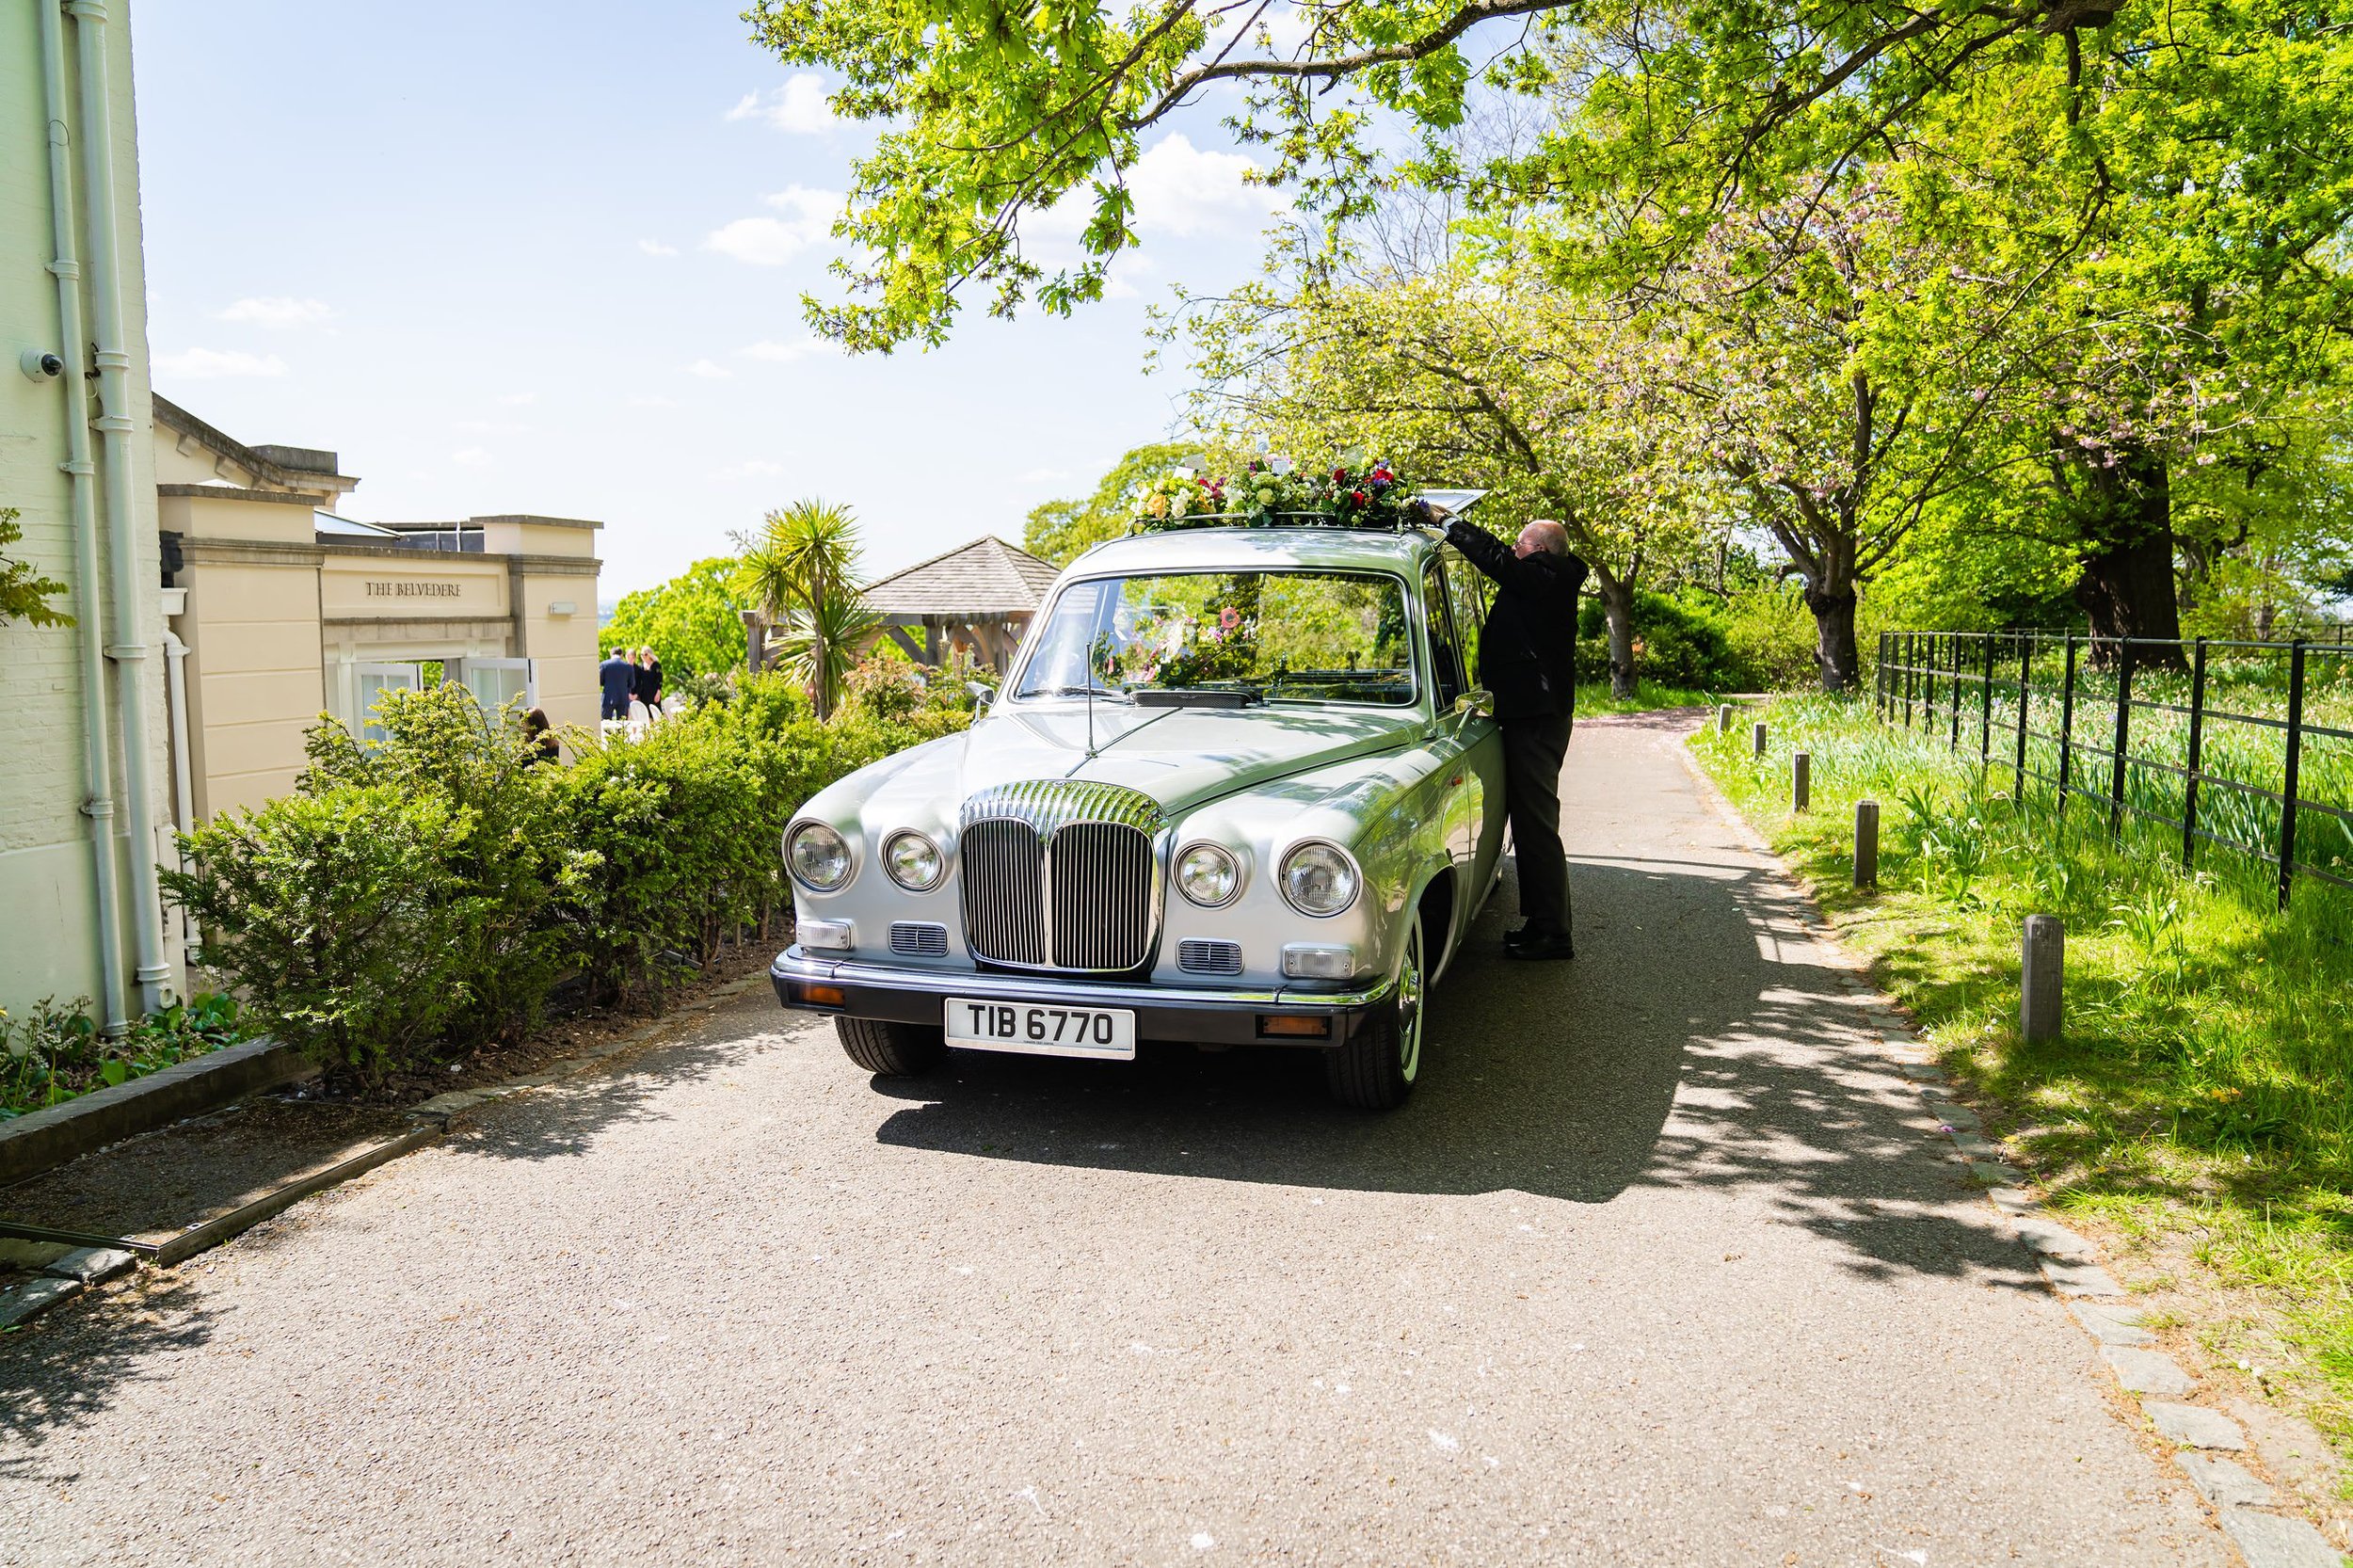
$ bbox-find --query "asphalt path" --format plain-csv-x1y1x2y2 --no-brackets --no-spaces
2,711,2225,1565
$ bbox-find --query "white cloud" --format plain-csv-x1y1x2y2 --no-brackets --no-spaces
214,296,335,328
727,74,836,135
637,238,680,257
451,446,492,469
1125,134,1283,237
704,185,840,266
155,347,289,379
686,359,731,379
722,458,786,479
735,337,835,363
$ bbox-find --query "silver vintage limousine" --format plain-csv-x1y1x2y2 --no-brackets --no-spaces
770,516,1507,1108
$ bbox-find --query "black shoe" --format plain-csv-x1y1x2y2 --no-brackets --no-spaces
1504,923,1573,958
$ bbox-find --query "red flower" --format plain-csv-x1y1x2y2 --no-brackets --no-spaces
1333,468,1348,482
1351,488,1367,504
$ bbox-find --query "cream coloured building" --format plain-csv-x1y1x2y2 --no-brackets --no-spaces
152,397,604,820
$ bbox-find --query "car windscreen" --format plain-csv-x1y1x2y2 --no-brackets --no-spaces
1014,569,1417,706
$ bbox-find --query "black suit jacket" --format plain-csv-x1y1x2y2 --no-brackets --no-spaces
1446,520,1590,722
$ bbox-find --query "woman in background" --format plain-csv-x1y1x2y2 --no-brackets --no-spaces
633,647,664,721
521,706,561,766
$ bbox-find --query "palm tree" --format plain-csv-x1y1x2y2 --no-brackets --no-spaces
735,499,878,719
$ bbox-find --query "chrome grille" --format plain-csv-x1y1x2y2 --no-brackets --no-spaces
1177,938,1243,975
959,780,1163,973
888,920,949,957
1048,823,1154,970
961,821,1046,967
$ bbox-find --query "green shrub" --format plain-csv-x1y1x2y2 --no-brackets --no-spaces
1578,590,1745,690
165,784,501,1086
166,659,974,1088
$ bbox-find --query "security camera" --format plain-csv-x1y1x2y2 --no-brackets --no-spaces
20,349,65,382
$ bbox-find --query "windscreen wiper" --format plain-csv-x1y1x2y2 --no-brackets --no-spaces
1131,684,1263,709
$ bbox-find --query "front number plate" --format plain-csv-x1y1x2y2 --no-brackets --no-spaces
944,998,1137,1060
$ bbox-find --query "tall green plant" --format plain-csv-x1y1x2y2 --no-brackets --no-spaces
737,499,880,720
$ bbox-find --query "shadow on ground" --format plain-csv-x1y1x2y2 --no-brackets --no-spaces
866,845,2031,1293
0,1276,216,1473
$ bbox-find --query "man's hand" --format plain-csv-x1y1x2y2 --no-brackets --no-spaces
1406,498,1453,544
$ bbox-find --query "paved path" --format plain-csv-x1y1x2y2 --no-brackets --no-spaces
2,712,2225,1565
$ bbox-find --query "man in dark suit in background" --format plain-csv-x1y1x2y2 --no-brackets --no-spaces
599,646,635,722
1415,505,1590,960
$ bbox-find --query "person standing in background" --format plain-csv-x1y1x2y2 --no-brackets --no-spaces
634,647,664,721
599,646,635,722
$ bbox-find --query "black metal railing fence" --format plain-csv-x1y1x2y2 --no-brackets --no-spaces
1874,631,2353,909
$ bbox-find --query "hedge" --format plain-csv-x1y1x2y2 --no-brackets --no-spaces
164,669,974,1088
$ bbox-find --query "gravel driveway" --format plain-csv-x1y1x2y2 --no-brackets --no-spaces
1,712,2225,1565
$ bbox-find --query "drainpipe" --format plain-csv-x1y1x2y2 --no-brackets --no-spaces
70,0,172,1014
38,0,129,1035
162,606,200,961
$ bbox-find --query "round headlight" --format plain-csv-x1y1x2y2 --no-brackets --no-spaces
1280,841,1359,917
883,830,944,891
1175,842,1241,907
785,822,853,891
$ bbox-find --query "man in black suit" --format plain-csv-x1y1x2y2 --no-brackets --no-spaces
1416,505,1590,960
598,647,635,722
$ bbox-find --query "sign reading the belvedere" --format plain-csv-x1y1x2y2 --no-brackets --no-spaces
363,580,465,600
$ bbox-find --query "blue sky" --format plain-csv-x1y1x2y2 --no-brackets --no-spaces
131,2,1286,595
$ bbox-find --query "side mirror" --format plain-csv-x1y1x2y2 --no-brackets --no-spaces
1452,689,1493,720
968,680,996,709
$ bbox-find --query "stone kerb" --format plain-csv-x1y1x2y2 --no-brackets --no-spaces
0,1036,315,1186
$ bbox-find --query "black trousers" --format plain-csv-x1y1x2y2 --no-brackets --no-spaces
1501,712,1573,929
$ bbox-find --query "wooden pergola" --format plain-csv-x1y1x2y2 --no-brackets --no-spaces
859,536,1061,672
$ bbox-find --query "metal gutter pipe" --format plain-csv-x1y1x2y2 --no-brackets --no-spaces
162,616,199,961
38,0,130,1035
69,0,172,1013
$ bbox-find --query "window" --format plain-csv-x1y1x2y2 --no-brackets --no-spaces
1423,563,1465,706
1016,569,1417,706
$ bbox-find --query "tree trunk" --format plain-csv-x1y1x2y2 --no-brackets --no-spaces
1805,584,1861,694
2072,447,2186,666
1594,574,1639,700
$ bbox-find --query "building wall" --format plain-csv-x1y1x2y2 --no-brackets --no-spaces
0,0,179,1020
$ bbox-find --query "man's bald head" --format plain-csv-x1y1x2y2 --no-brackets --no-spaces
1515,520,1570,560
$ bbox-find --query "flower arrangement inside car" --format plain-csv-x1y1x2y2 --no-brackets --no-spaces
1134,456,1420,531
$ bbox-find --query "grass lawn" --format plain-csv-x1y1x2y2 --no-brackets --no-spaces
1693,694,2353,1480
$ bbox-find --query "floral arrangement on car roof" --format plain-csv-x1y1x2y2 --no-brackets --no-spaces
1136,456,1419,529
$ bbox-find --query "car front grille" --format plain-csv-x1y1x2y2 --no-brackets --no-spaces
960,781,1162,973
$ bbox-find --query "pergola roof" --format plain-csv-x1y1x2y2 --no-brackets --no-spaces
861,536,1059,619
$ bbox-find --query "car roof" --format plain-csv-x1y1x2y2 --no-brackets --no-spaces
1062,525,1432,580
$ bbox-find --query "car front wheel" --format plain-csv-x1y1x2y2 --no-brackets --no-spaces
1324,908,1425,1111
837,1016,947,1078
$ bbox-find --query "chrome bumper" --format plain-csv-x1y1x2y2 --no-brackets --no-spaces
770,947,1395,1046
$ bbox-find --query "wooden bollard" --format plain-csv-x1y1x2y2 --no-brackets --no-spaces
1752,721,1769,759
1792,750,1811,811
1718,703,1733,734
1853,800,1880,888
2022,915,2064,1042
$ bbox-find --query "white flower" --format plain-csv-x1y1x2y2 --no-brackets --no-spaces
1257,488,1275,505
1170,492,1190,517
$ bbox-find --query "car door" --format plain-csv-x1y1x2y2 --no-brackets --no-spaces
1421,561,1504,960
1442,555,1507,897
